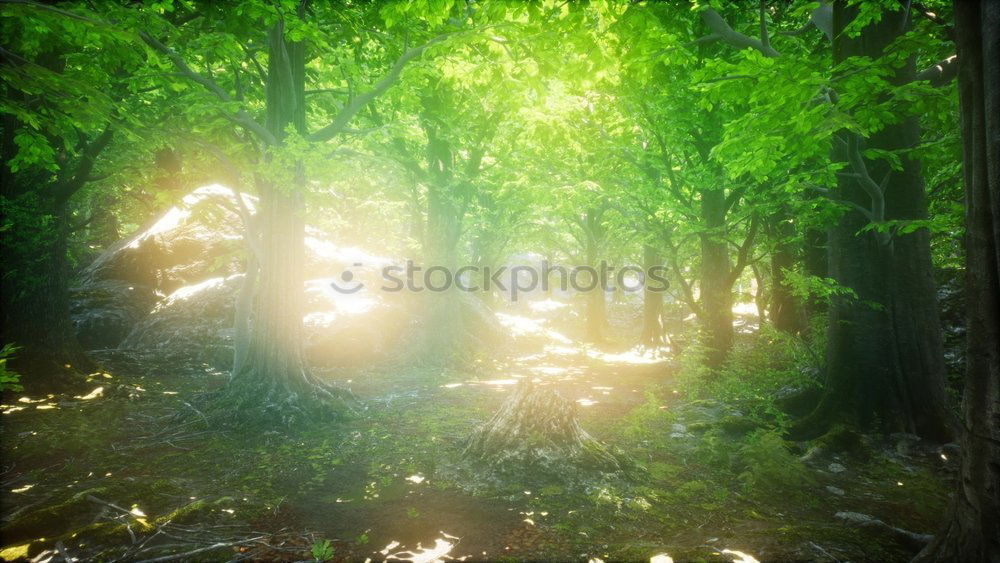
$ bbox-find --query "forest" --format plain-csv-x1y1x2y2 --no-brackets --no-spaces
1,0,998,561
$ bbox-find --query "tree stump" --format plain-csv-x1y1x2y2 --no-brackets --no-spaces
463,381,622,473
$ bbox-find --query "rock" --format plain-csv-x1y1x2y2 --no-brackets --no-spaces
671,423,687,433
80,185,251,294
891,432,921,457
825,485,845,496
773,385,821,417
817,424,871,460
70,280,159,349
121,274,417,369
828,462,846,473
121,275,242,369
800,445,825,464
77,185,505,368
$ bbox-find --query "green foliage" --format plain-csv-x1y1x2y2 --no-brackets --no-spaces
310,539,334,561
782,269,859,305
615,390,673,447
736,430,813,497
678,323,824,425
0,344,24,392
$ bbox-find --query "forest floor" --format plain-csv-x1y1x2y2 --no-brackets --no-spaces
1,299,953,562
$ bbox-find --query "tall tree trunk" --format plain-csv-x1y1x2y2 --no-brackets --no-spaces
421,177,463,361
639,244,665,347
0,198,93,391
802,225,829,318
583,208,606,343
221,21,341,423
916,3,1000,559
699,186,733,367
769,214,803,333
791,3,952,441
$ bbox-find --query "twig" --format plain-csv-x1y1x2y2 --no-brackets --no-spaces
136,537,265,563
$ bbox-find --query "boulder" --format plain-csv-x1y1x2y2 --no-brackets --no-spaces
121,275,241,368
120,275,418,369
80,184,251,295
74,184,505,365
70,280,159,349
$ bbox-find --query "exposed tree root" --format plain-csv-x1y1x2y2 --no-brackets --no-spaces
835,511,932,552
202,368,358,429
463,381,625,474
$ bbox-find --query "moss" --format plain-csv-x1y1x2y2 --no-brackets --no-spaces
154,496,235,526
3,486,109,544
719,414,760,436
816,423,872,461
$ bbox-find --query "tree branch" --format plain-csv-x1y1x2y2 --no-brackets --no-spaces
698,8,780,57
915,54,958,86
759,0,771,53
138,31,277,145
54,126,113,207
727,215,760,286
307,34,452,143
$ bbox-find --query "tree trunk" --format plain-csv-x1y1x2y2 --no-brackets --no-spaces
769,214,803,333
421,180,464,361
699,186,733,367
415,115,466,363
0,198,93,391
915,3,1000,560
218,21,344,423
802,225,828,318
583,208,606,344
639,245,665,347
791,3,953,441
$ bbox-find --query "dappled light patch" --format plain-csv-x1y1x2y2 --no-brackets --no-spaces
496,313,572,344
73,386,104,400
382,532,460,562
585,347,667,365
528,299,569,313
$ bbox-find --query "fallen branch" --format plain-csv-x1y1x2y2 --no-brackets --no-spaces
135,537,265,563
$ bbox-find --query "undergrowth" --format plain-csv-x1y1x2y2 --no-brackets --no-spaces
676,319,825,428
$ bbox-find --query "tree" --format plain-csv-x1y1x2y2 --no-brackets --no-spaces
0,2,140,389
915,1,1000,559
674,2,955,438
791,2,954,440
128,1,458,423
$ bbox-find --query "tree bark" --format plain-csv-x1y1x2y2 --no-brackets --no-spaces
640,244,665,347
0,114,110,391
0,197,93,391
219,20,344,423
463,381,622,472
699,186,733,367
791,3,953,442
915,2,1000,560
583,208,607,344
768,214,803,333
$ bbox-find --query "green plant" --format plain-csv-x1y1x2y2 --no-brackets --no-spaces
0,344,23,392
616,390,673,446
310,539,334,561
678,322,825,427
737,430,813,497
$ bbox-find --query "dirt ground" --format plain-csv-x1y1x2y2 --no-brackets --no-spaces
1,299,952,561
